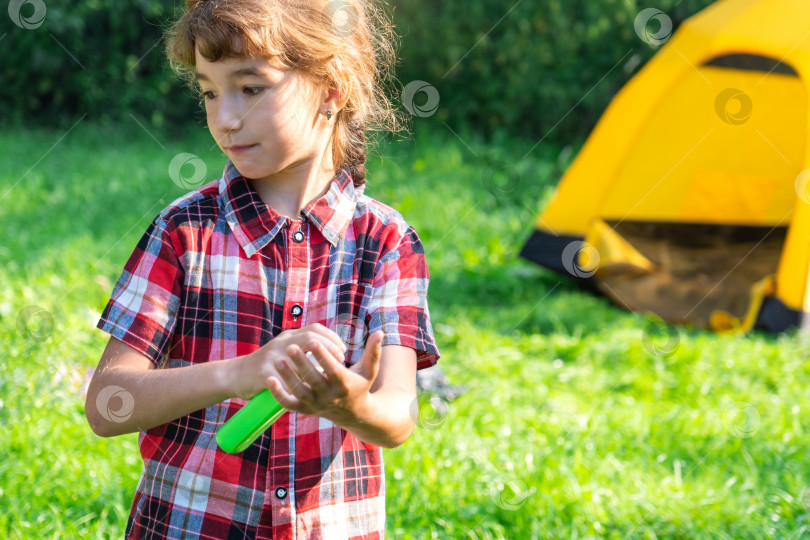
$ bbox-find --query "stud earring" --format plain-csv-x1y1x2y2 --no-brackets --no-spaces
325,109,332,121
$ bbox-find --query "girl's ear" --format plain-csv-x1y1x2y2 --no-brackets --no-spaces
324,74,352,113
326,87,348,111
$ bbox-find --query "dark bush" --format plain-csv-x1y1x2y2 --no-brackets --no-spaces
1,0,199,134
391,0,716,142
2,0,715,142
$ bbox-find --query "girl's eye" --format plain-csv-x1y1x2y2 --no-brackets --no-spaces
199,87,262,100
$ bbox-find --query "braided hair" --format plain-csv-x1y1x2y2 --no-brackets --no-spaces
343,119,367,187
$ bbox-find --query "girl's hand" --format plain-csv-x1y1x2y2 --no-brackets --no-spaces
266,330,384,424
232,323,347,401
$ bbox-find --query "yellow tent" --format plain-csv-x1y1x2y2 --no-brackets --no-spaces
520,0,810,333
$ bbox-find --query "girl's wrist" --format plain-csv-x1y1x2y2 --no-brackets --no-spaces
215,355,235,400
222,352,254,400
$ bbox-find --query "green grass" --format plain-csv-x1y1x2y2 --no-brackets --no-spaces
3,119,810,538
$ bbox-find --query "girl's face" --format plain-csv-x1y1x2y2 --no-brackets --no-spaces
195,47,331,180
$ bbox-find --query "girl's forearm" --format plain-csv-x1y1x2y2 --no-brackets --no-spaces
329,387,416,448
86,356,238,437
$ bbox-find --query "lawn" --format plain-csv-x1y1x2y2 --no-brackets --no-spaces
2,118,810,539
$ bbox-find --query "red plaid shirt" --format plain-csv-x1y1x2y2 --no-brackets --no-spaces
96,159,440,539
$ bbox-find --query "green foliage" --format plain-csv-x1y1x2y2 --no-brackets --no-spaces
1,0,200,132
4,0,720,142
391,0,716,141
3,120,810,537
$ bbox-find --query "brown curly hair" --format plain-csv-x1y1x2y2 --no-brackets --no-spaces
164,0,408,186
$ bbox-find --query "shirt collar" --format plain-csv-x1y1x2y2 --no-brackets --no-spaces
219,159,364,258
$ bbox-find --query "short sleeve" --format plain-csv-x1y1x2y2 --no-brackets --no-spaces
96,216,184,367
367,225,441,370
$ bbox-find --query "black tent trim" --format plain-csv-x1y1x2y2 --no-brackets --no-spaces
519,228,804,334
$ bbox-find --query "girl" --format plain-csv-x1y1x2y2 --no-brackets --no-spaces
85,0,440,538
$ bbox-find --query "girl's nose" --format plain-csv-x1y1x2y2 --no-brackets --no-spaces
214,97,243,133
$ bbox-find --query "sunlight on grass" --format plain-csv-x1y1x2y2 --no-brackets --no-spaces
2,121,810,538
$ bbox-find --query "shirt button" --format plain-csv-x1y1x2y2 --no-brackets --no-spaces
292,230,305,243
290,304,303,317
275,487,287,500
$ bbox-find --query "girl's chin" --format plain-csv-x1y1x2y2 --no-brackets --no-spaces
227,158,271,178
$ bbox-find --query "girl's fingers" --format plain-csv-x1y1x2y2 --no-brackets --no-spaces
318,338,346,366
287,345,329,393
307,325,348,358
305,351,325,375
266,376,301,410
308,341,348,384
293,336,344,368
356,330,383,382
274,356,315,402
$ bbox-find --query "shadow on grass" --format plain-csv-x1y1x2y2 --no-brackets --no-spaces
429,259,634,338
